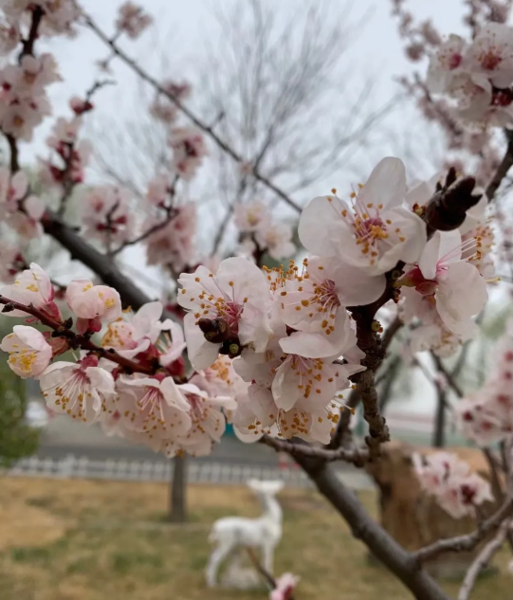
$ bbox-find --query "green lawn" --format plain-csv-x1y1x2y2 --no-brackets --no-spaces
0,477,510,600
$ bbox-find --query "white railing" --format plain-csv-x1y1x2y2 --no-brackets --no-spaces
4,455,311,487
3,454,373,490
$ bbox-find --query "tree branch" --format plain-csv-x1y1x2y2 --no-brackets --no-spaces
457,520,510,600
295,454,450,600
41,210,158,311
260,434,369,466
485,131,513,202
431,352,464,397
413,496,513,563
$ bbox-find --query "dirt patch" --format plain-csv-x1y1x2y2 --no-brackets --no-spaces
0,501,65,550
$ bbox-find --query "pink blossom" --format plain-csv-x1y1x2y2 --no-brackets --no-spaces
169,127,207,180
0,244,24,283
158,320,187,367
456,326,513,446
146,175,169,207
426,35,468,94
69,96,93,115
161,383,237,457
255,222,296,261
400,230,487,336
0,263,59,319
413,451,493,519
466,23,513,89
66,280,122,333
299,158,427,276
190,354,249,401
80,185,134,246
277,256,383,358
145,203,197,272
101,301,167,359
0,167,28,212
109,376,192,449
1,325,52,378
150,81,191,123
0,21,18,54
8,194,46,239
177,257,271,369
234,201,270,233
270,573,299,600
40,357,116,424
116,2,152,39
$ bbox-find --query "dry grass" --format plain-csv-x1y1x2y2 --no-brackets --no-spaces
0,477,511,600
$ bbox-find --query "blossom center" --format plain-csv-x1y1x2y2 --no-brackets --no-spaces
448,53,462,69
8,349,37,373
480,50,502,71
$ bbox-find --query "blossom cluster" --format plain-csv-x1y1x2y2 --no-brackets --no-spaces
2,1,81,40
38,97,93,193
0,3,499,479
456,320,513,446
413,451,493,519
0,263,241,457
399,176,492,357
234,200,296,261
115,2,152,39
427,22,513,128
176,158,491,442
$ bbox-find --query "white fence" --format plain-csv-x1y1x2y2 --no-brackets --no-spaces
3,454,373,489
4,455,313,487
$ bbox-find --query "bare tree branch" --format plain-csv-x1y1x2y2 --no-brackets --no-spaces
295,453,450,600
485,131,513,201
413,497,513,563
260,434,369,466
457,519,511,600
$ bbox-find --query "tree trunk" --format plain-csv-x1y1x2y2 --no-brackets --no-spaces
432,389,446,448
169,454,187,522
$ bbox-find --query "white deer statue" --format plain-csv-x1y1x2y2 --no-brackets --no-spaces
205,479,284,588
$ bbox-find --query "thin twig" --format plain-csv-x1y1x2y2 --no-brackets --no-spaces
413,496,513,563
431,353,464,397
112,208,177,256
457,520,510,600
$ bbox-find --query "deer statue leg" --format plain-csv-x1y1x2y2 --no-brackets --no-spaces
206,541,235,588
261,541,275,575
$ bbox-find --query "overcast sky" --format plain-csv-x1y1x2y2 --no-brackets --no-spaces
30,0,468,172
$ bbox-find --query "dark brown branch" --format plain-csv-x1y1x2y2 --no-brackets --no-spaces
431,352,464,397
20,5,43,57
82,11,302,213
485,131,513,202
0,295,156,375
413,496,513,563
483,448,505,501
6,134,19,173
295,454,450,600
260,434,369,466
457,520,510,600
381,316,403,351
41,210,158,311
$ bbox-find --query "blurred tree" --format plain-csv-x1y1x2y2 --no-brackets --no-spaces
0,332,40,467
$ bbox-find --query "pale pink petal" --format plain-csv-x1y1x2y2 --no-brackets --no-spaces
358,157,407,210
